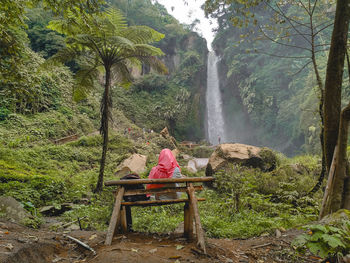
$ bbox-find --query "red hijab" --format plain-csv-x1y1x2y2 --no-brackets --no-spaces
147,149,180,189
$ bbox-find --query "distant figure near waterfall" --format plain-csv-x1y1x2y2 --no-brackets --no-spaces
218,136,221,145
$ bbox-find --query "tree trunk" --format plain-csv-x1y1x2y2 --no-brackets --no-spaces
95,67,112,193
321,104,350,217
323,0,350,171
308,19,326,195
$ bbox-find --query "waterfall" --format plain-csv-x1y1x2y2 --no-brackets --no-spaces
206,51,226,145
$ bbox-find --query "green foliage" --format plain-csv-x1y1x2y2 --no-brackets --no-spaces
292,221,350,260
26,8,66,58
0,110,95,147
132,205,183,233
0,160,66,207
62,191,114,230
0,47,74,114
115,48,206,141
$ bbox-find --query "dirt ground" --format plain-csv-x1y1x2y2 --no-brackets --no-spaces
0,220,322,263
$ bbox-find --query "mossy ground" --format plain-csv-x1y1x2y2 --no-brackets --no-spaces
0,107,323,238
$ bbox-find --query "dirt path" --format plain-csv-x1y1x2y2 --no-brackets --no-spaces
0,220,320,263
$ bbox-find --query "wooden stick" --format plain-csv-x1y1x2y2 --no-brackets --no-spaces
105,187,125,245
60,216,87,229
319,146,338,219
187,183,206,254
250,243,272,249
64,234,96,255
124,185,203,196
105,177,214,186
121,198,205,206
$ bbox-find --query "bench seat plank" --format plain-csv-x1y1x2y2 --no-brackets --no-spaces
105,177,214,186
121,198,205,206
123,185,203,196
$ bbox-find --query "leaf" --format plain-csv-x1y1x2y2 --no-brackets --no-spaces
291,234,308,247
309,231,324,241
149,248,157,254
306,225,328,233
322,234,345,248
176,245,184,250
5,243,13,251
306,242,327,258
131,248,138,253
89,234,97,240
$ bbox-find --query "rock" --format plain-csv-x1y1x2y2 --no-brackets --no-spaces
186,158,209,173
114,166,131,178
320,209,350,226
0,196,32,224
65,223,80,231
39,203,73,216
187,160,197,173
115,154,147,176
275,229,281,238
205,143,277,177
181,154,192,160
193,158,209,170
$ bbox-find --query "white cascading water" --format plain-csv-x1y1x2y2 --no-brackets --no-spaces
206,51,226,145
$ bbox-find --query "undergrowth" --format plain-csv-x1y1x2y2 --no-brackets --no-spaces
0,108,322,240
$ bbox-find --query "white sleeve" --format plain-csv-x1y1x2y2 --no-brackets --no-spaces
172,167,182,178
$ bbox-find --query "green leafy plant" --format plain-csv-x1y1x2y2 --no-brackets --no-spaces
292,222,350,260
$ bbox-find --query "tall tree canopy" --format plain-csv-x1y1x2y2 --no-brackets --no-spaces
48,7,167,192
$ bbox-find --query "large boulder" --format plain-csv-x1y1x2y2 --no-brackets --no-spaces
186,158,209,173
115,154,147,177
0,196,31,224
205,143,277,177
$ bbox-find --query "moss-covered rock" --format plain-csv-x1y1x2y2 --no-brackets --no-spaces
320,209,350,226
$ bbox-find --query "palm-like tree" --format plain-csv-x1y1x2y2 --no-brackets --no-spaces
48,8,167,192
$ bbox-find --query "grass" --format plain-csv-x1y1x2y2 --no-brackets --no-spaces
0,108,323,239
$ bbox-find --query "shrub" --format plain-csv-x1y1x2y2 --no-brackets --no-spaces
292,222,350,261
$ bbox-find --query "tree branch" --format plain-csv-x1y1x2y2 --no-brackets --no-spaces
258,25,312,51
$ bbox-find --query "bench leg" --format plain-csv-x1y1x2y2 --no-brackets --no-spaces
120,206,128,233
184,203,194,240
187,183,206,254
105,187,125,245
125,206,132,231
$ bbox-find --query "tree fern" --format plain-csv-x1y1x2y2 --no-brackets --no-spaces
48,6,167,192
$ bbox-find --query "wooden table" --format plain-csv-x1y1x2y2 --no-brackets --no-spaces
104,177,214,253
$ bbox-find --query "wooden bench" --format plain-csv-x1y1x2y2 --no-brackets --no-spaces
104,177,214,253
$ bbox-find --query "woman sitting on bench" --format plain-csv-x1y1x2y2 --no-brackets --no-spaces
147,148,183,200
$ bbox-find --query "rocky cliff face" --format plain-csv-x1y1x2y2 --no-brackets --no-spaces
116,31,208,142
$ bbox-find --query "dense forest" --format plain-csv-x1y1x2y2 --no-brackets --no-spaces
1,0,350,262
